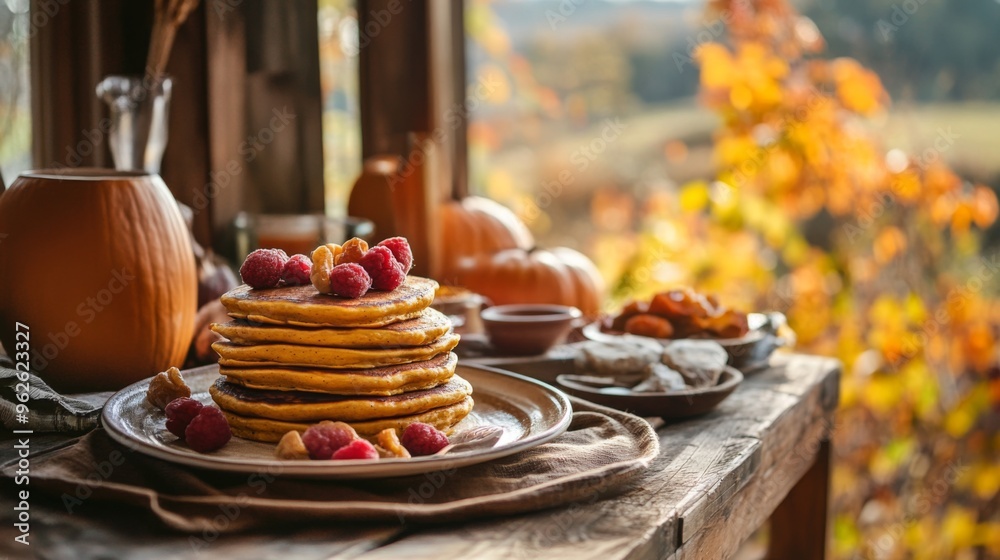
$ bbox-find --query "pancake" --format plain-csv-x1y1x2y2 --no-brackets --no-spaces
221,396,475,442
221,276,438,328
213,333,461,369
210,374,472,422
221,352,457,395
211,307,452,348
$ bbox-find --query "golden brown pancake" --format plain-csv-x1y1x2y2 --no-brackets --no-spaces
211,307,452,348
221,397,474,442
210,375,472,422
221,352,457,395
213,333,460,369
221,276,438,328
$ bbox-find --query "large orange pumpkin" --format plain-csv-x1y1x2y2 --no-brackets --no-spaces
452,247,605,318
0,169,197,391
439,196,534,281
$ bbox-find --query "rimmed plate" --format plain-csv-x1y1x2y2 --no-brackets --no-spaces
556,366,743,419
582,312,793,373
102,364,572,479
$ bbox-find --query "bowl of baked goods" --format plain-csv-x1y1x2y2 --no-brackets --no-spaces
583,287,793,372
557,337,742,418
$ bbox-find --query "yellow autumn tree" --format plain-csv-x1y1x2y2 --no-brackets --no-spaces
612,0,1000,557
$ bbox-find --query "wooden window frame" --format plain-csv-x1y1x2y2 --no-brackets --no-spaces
28,0,467,249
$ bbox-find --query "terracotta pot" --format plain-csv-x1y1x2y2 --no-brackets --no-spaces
0,169,196,391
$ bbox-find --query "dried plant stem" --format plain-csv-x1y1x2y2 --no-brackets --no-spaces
145,0,201,78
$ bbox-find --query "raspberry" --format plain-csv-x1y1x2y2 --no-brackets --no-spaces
335,237,369,266
184,407,232,453
401,422,449,456
377,237,413,274
281,254,313,286
358,246,406,291
327,263,372,298
164,397,204,439
301,421,357,459
240,248,288,289
331,438,379,460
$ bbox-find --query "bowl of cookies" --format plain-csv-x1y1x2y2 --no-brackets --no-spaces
556,337,742,418
583,288,794,372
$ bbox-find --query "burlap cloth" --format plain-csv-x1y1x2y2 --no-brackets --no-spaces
3,397,658,533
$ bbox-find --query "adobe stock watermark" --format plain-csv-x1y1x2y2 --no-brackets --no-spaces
517,491,602,559
892,249,999,367
389,72,501,190
347,0,414,57
877,0,931,41
189,106,296,213
866,462,966,558
546,0,587,30
18,0,71,39
523,117,626,222
212,0,244,19
28,267,134,373
395,465,460,525
673,0,751,73
49,70,177,170
189,462,287,553
60,445,138,514
842,127,961,244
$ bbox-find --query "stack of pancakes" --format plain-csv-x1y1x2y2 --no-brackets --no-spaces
208,276,471,442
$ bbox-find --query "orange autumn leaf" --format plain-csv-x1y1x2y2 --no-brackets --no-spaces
831,58,886,115
696,43,736,90
873,226,907,264
972,185,999,227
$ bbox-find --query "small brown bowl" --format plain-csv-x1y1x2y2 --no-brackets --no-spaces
481,304,582,355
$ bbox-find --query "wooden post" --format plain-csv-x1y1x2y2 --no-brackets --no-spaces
356,0,467,277
767,439,831,559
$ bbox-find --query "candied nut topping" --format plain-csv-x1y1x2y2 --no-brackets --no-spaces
146,366,191,410
275,430,310,460
376,428,411,458
310,243,343,294
335,237,369,266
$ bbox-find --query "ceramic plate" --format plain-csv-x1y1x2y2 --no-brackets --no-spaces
102,364,572,479
582,312,793,373
556,366,743,419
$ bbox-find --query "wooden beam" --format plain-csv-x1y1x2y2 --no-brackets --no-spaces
767,439,831,559
357,0,466,200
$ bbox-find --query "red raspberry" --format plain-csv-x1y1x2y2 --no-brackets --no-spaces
331,438,379,460
401,422,449,456
281,254,312,286
240,248,288,289
377,237,413,274
184,407,232,453
358,246,406,291
164,397,204,439
301,421,356,459
327,263,372,299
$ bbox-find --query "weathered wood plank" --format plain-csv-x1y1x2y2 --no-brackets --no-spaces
677,354,838,544
671,359,839,559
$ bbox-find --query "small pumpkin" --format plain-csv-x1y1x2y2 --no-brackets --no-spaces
439,196,534,281
452,247,604,318
0,169,197,392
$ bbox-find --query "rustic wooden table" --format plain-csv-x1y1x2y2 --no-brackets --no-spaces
0,353,839,559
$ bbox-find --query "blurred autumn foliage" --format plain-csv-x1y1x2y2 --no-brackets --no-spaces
606,0,1000,557
466,0,999,554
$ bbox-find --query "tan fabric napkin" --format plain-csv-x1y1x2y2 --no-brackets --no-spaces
4,397,658,533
